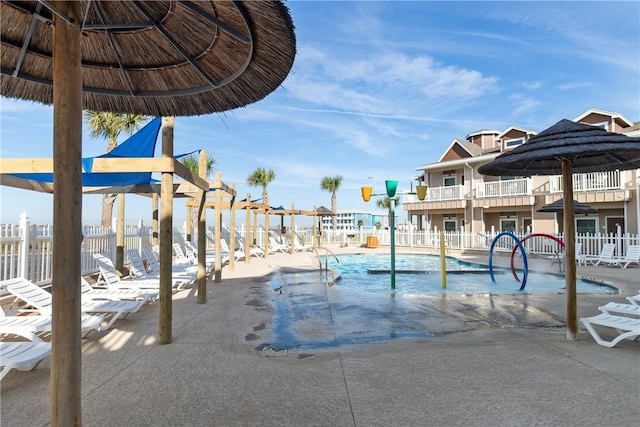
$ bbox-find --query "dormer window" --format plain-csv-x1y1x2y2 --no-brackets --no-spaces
505,137,525,148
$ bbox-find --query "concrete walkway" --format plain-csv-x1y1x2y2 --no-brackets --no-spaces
1,247,638,426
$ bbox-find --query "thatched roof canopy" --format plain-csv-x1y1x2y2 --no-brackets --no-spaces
478,120,640,176
0,0,296,116
537,198,597,214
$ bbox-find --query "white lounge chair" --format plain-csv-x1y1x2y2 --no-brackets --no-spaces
219,239,244,262
293,237,312,253
580,313,640,348
185,240,219,267
575,243,587,266
585,243,618,266
93,253,162,291
237,238,265,258
599,302,640,317
619,245,640,269
0,341,51,381
81,276,157,304
627,292,640,306
0,312,103,341
126,249,195,289
142,247,198,279
269,236,288,253
3,277,143,331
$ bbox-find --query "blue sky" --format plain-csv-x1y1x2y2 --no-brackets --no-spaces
1,1,639,228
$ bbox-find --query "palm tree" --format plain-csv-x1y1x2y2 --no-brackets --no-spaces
247,167,276,202
376,196,397,230
320,175,343,231
84,111,146,227
180,153,216,234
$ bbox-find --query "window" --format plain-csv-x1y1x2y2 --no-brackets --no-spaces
444,220,457,232
576,218,596,234
505,137,524,148
501,219,516,233
444,177,456,187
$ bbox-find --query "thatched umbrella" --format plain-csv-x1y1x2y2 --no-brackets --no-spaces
479,119,640,341
1,1,295,425
538,198,597,214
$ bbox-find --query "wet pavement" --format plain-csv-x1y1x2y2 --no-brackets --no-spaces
1,246,638,426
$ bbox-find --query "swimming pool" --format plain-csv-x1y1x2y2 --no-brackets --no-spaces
323,253,615,295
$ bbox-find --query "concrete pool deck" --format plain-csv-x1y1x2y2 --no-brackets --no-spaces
1,246,638,426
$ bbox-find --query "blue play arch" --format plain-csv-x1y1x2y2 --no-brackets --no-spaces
488,232,529,291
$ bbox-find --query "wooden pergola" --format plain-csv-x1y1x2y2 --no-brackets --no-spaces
0,131,230,341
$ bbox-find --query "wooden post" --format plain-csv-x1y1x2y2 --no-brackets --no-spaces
229,182,237,271
116,193,125,276
197,150,207,304
245,193,251,263
214,171,222,282
159,116,174,345
290,202,295,254
312,205,317,249
563,160,578,341
51,2,83,425
253,211,258,246
264,196,270,258
152,194,159,247
185,205,193,242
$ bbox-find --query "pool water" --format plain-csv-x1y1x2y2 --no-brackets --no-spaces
324,253,615,295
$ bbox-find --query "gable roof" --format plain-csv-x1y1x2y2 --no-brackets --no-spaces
574,108,634,128
437,138,483,162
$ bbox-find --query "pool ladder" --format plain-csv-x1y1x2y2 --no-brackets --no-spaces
313,246,340,286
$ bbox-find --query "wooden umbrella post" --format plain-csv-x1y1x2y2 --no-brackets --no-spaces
197,150,207,304
562,160,578,341
245,193,251,262
116,193,125,276
229,182,237,271
159,116,174,345
214,171,222,283
152,193,159,247
51,1,83,425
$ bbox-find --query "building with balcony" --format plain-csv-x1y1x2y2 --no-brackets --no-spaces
403,109,640,235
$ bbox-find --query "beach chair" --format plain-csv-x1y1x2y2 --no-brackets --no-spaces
219,239,244,262
619,245,640,269
575,243,587,266
172,243,192,265
293,237,312,253
0,341,51,381
269,236,288,253
126,249,195,289
237,238,265,258
2,277,142,331
93,253,162,291
142,247,197,276
626,292,640,306
580,313,640,348
81,276,157,304
599,302,640,317
584,243,618,266
0,310,103,341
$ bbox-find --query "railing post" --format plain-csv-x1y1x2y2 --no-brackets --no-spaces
18,212,30,280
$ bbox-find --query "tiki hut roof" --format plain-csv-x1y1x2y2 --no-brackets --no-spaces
537,198,597,214
478,119,640,176
0,0,296,116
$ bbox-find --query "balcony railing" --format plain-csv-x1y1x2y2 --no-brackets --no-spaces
476,178,530,198
402,185,464,204
549,170,622,193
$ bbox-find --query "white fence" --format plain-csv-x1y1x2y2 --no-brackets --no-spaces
2,213,638,284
